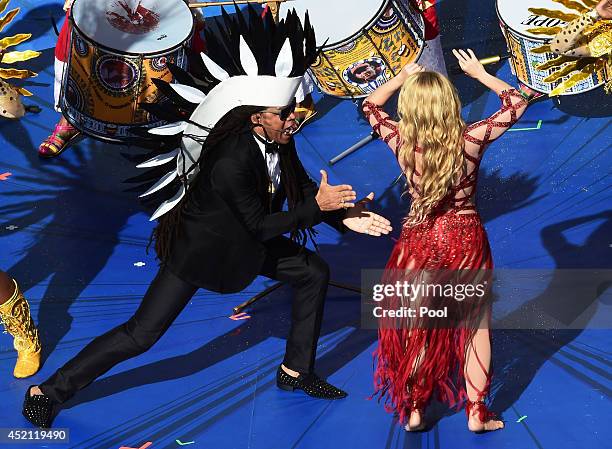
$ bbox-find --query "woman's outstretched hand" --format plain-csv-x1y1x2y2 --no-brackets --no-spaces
397,63,425,83
342,193,393,236
363,63,423,114
452,49,486,79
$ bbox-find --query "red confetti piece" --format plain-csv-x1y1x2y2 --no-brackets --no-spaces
119,442,152,449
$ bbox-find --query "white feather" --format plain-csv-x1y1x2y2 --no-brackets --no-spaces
180,131,208,177
239,36,259,76
139,170,178,198
170,83,207,104
148,122,188,136
150,186,186,221
275,38,293,77
201,52,230,81
136,148,179,168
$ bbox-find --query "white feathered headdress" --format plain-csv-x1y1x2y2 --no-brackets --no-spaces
132,5,317,220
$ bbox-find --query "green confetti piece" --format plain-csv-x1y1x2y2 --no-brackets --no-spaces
517,415,528,423
508,120,543,132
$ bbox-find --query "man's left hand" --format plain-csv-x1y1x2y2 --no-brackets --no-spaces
342,192,392,236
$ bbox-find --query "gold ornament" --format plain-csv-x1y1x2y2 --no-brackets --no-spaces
0,0,41,118
526,1,611,95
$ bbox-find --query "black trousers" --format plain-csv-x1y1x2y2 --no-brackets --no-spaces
40,237,329,404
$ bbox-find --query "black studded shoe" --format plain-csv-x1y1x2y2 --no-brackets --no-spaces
276,366,347,399
22,385,55,428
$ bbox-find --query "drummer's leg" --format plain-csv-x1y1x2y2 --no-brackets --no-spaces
51,59,79,141
38,59,80,158
418,1,448,76
56,115,77,138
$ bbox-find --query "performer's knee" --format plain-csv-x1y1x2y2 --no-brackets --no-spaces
124,318,164,354
0,271,15,302
303,254,330,286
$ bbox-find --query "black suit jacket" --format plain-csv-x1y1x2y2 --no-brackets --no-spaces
166,130,345,293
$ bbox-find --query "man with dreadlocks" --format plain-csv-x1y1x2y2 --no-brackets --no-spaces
21,6,392,428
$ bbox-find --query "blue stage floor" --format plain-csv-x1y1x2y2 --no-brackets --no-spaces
1,1,610,448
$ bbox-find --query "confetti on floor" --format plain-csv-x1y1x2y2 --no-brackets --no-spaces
507,119,543,132
119,442,153,449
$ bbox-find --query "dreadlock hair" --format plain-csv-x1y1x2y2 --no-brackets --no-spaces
151,104,317,261
141,4,319,261
277,138,317,248
152,105,264,262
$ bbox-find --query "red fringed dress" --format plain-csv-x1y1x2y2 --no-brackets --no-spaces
363,89,528,423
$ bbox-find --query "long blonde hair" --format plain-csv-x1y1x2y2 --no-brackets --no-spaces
397,71,466,225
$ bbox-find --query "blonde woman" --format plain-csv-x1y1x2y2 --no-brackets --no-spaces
364,50,536,432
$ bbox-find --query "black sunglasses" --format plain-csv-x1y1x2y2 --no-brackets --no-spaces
264,98,297,121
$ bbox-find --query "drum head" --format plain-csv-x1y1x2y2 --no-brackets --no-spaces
72,0,193,55
496,0,573,40
281,0,386,46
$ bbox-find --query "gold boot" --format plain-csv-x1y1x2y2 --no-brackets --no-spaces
0,279,41,378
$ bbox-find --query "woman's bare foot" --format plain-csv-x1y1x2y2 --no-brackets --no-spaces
467,406,504,433
404,409,425,431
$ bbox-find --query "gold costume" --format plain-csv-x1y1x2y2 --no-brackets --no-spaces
527,0,611,95
0,0,41,118
0,279,41,378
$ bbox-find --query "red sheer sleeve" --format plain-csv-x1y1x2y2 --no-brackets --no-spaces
362,100,402,155
464,88,528,156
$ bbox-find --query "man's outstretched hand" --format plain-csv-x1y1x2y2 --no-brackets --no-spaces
316,170,357,211
342,192,392,236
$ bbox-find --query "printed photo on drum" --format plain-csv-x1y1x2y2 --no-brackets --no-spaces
344,57,391,92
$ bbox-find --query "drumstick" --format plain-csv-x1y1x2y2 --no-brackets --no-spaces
189,0,292,8
449,53,511,74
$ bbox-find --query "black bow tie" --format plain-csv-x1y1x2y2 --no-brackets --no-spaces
253,131,284,155
265,142,280,155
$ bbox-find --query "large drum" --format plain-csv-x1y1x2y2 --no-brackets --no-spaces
61,0,193,142
283,0,425,98
496,0,608,95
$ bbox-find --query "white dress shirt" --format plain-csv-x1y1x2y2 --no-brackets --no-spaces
252,133,281,194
